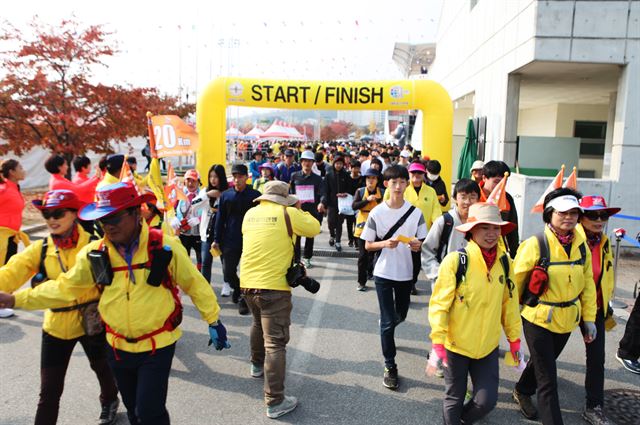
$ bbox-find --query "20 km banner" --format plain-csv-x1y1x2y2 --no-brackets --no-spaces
151,115,199,158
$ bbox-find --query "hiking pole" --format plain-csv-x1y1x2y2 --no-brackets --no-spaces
610,228,628,309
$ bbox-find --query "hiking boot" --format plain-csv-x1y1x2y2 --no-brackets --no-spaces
335,242,342,252
98,398,119,425
238,298,250,315
250,363,264,378
266,395,298,419
616,352,640,374
512,388,537,420
348,239,354,248
221,282,231,297
357,284,367,292
411,284,418,295
303,258,312,269
329,237,335,247
582,406,611,425
383,367,399,390
232,289,240,304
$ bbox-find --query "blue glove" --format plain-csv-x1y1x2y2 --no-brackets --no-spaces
583,321,597,343
208,321,231,350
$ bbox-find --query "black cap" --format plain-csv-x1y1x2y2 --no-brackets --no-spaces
231,163,248,175
284,149,295,156
126,156,137,164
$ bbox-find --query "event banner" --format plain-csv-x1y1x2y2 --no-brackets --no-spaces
151,115,199,158
223,78,417,110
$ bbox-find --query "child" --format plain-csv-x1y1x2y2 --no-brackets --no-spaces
361,165,427,390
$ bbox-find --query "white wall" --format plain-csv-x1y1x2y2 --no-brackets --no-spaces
518,104,558,136
555,103,609,137
453,107,473,135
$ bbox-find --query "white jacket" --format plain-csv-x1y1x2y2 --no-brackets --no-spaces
420,207,468,279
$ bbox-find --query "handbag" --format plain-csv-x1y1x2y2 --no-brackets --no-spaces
79,302,104,336
337,194,355,215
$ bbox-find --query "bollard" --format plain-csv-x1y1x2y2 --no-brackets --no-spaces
610,228,628,309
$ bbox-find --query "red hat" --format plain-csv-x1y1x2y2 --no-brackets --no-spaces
184,169,200,181
79,182,155,221
408,162,426,174
579,195,621,215
32,190,85,211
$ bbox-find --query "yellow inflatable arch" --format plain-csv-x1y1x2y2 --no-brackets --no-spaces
196,78,452,183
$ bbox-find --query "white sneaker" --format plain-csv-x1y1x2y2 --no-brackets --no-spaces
221,282,232,297
0,308,15,318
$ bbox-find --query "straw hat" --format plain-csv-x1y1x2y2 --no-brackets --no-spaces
254,181,298,206
455,202,517,235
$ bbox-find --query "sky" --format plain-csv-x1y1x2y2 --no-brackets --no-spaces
4,0,442,114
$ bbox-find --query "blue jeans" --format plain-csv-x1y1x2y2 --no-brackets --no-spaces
201,240,213,283
374,277,412,369
106,343,175,425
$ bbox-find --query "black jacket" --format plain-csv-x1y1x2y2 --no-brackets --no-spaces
290,171,325,217
322,167,350,207
426,176,449,207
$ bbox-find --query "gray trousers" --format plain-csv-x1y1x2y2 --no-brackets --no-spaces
443,348,499,425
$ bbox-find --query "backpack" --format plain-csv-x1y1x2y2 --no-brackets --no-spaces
455,249,515,298
435,212,454,263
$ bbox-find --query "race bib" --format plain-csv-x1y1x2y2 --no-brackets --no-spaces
296,185,315,204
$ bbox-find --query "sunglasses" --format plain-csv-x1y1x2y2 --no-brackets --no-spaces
41,209,70,220
98,209,132,226
583,211,609,221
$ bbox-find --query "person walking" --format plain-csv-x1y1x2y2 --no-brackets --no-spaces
253,162,276,193
576,195,621,425
0,190,119,425
0,159,29,318
425,160,450,212
213,164,261,315
45,153,101,204
171,169,203,271
616,293,640,374
289,150,324,269
72,155,92,184
321,153,350,252
512,188,597,425
0,182,230,425
275,149,300,183
429,202,522,425
361,165,427,389
249,151,266,181
240,181,320,419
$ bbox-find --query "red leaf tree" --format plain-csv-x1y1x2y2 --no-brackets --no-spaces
0,18,193,167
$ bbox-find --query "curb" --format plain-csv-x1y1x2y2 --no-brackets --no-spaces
313,249,358,258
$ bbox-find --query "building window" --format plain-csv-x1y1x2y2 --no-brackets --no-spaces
575,121,606,157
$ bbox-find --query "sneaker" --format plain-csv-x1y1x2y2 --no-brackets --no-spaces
335,242,342,252
221,282,232,297
303,258,312,269
383,367,399,390
348,239,354,248
238,298,250,315
357,284,367,292
616,352,640,374
582,406,611,425
98,398,119,425
0,308,15,318
250,363,264,378
411,284,418,295
512,388,538,420
329,237,335,247
266,395,298,419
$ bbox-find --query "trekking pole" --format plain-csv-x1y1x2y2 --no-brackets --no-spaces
610,228,628,309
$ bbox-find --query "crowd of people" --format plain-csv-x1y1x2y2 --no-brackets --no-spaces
0,138,638,425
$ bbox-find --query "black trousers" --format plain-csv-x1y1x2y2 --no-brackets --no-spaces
341,214,355,242
36,331,118,425
411,250,421,285
222,247,242,295
443,348,499,425
106,343,175,425
582,310,605,408
357,239,375,285
295,235,314,260
516,318,571,425
179,235,202,269
327,206,344,241
619,294,640,360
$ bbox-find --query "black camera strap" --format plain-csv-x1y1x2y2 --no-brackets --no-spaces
283,207,300,263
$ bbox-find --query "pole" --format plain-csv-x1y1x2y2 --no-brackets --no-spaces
610,232,628,309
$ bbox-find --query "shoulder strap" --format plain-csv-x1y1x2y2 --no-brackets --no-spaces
436,212,454,263
499,254,514,298
535,232,550,267
380,205,416,241
455,249,468,289
283,207,293,239
38,238,49,280
578,242,587,265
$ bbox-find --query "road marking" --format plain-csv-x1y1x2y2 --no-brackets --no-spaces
288,262,336,380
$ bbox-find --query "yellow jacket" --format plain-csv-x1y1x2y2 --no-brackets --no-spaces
576,224,615,310
240,201,320,291
14,222,220,353
148,215,175,237
429,241,522,359
385,183,441,229
0,225,99,339
514,226,596,333
0,227,30,266
96,172,121,190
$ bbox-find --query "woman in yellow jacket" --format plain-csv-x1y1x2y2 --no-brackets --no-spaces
512,188,597,425
0,182,229,425
428,202,522,425
576,195,620,425
0,190,119,425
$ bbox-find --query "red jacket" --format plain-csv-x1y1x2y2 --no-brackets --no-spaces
49,173,99,204
0,180,24,231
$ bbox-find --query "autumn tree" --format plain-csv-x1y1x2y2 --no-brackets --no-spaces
0,18,191,172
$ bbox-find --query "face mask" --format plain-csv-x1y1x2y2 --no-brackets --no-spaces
427,172,439,182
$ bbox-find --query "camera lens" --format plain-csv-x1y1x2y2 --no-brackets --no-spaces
300,276,321,294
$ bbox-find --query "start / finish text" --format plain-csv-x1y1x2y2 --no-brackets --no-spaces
250,84,384,105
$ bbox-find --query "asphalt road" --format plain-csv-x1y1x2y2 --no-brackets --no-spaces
1,227,638,425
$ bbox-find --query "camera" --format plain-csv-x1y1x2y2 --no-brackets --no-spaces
286,262,321,294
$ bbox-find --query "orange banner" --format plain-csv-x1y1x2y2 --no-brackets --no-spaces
150,115,199,158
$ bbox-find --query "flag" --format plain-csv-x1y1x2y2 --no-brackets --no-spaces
531,165,564,213
164,162,187,204
146,112,172,212
457,119,477,180
563,166,577,189
486,172,510,212
150,115,200,158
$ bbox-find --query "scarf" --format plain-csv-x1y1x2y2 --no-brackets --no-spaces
585,229,602,250
548,223,574,247
480,245,497,270
51,225,79,250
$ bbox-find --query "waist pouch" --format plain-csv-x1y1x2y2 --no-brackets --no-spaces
537,296,580,323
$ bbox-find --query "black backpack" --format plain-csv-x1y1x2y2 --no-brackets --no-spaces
454,249,515,298
436,212,454,263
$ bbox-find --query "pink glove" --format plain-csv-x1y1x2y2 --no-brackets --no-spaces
509,339,521,361
432,343,448,365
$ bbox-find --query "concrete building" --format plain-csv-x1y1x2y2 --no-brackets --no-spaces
402,0,639,245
